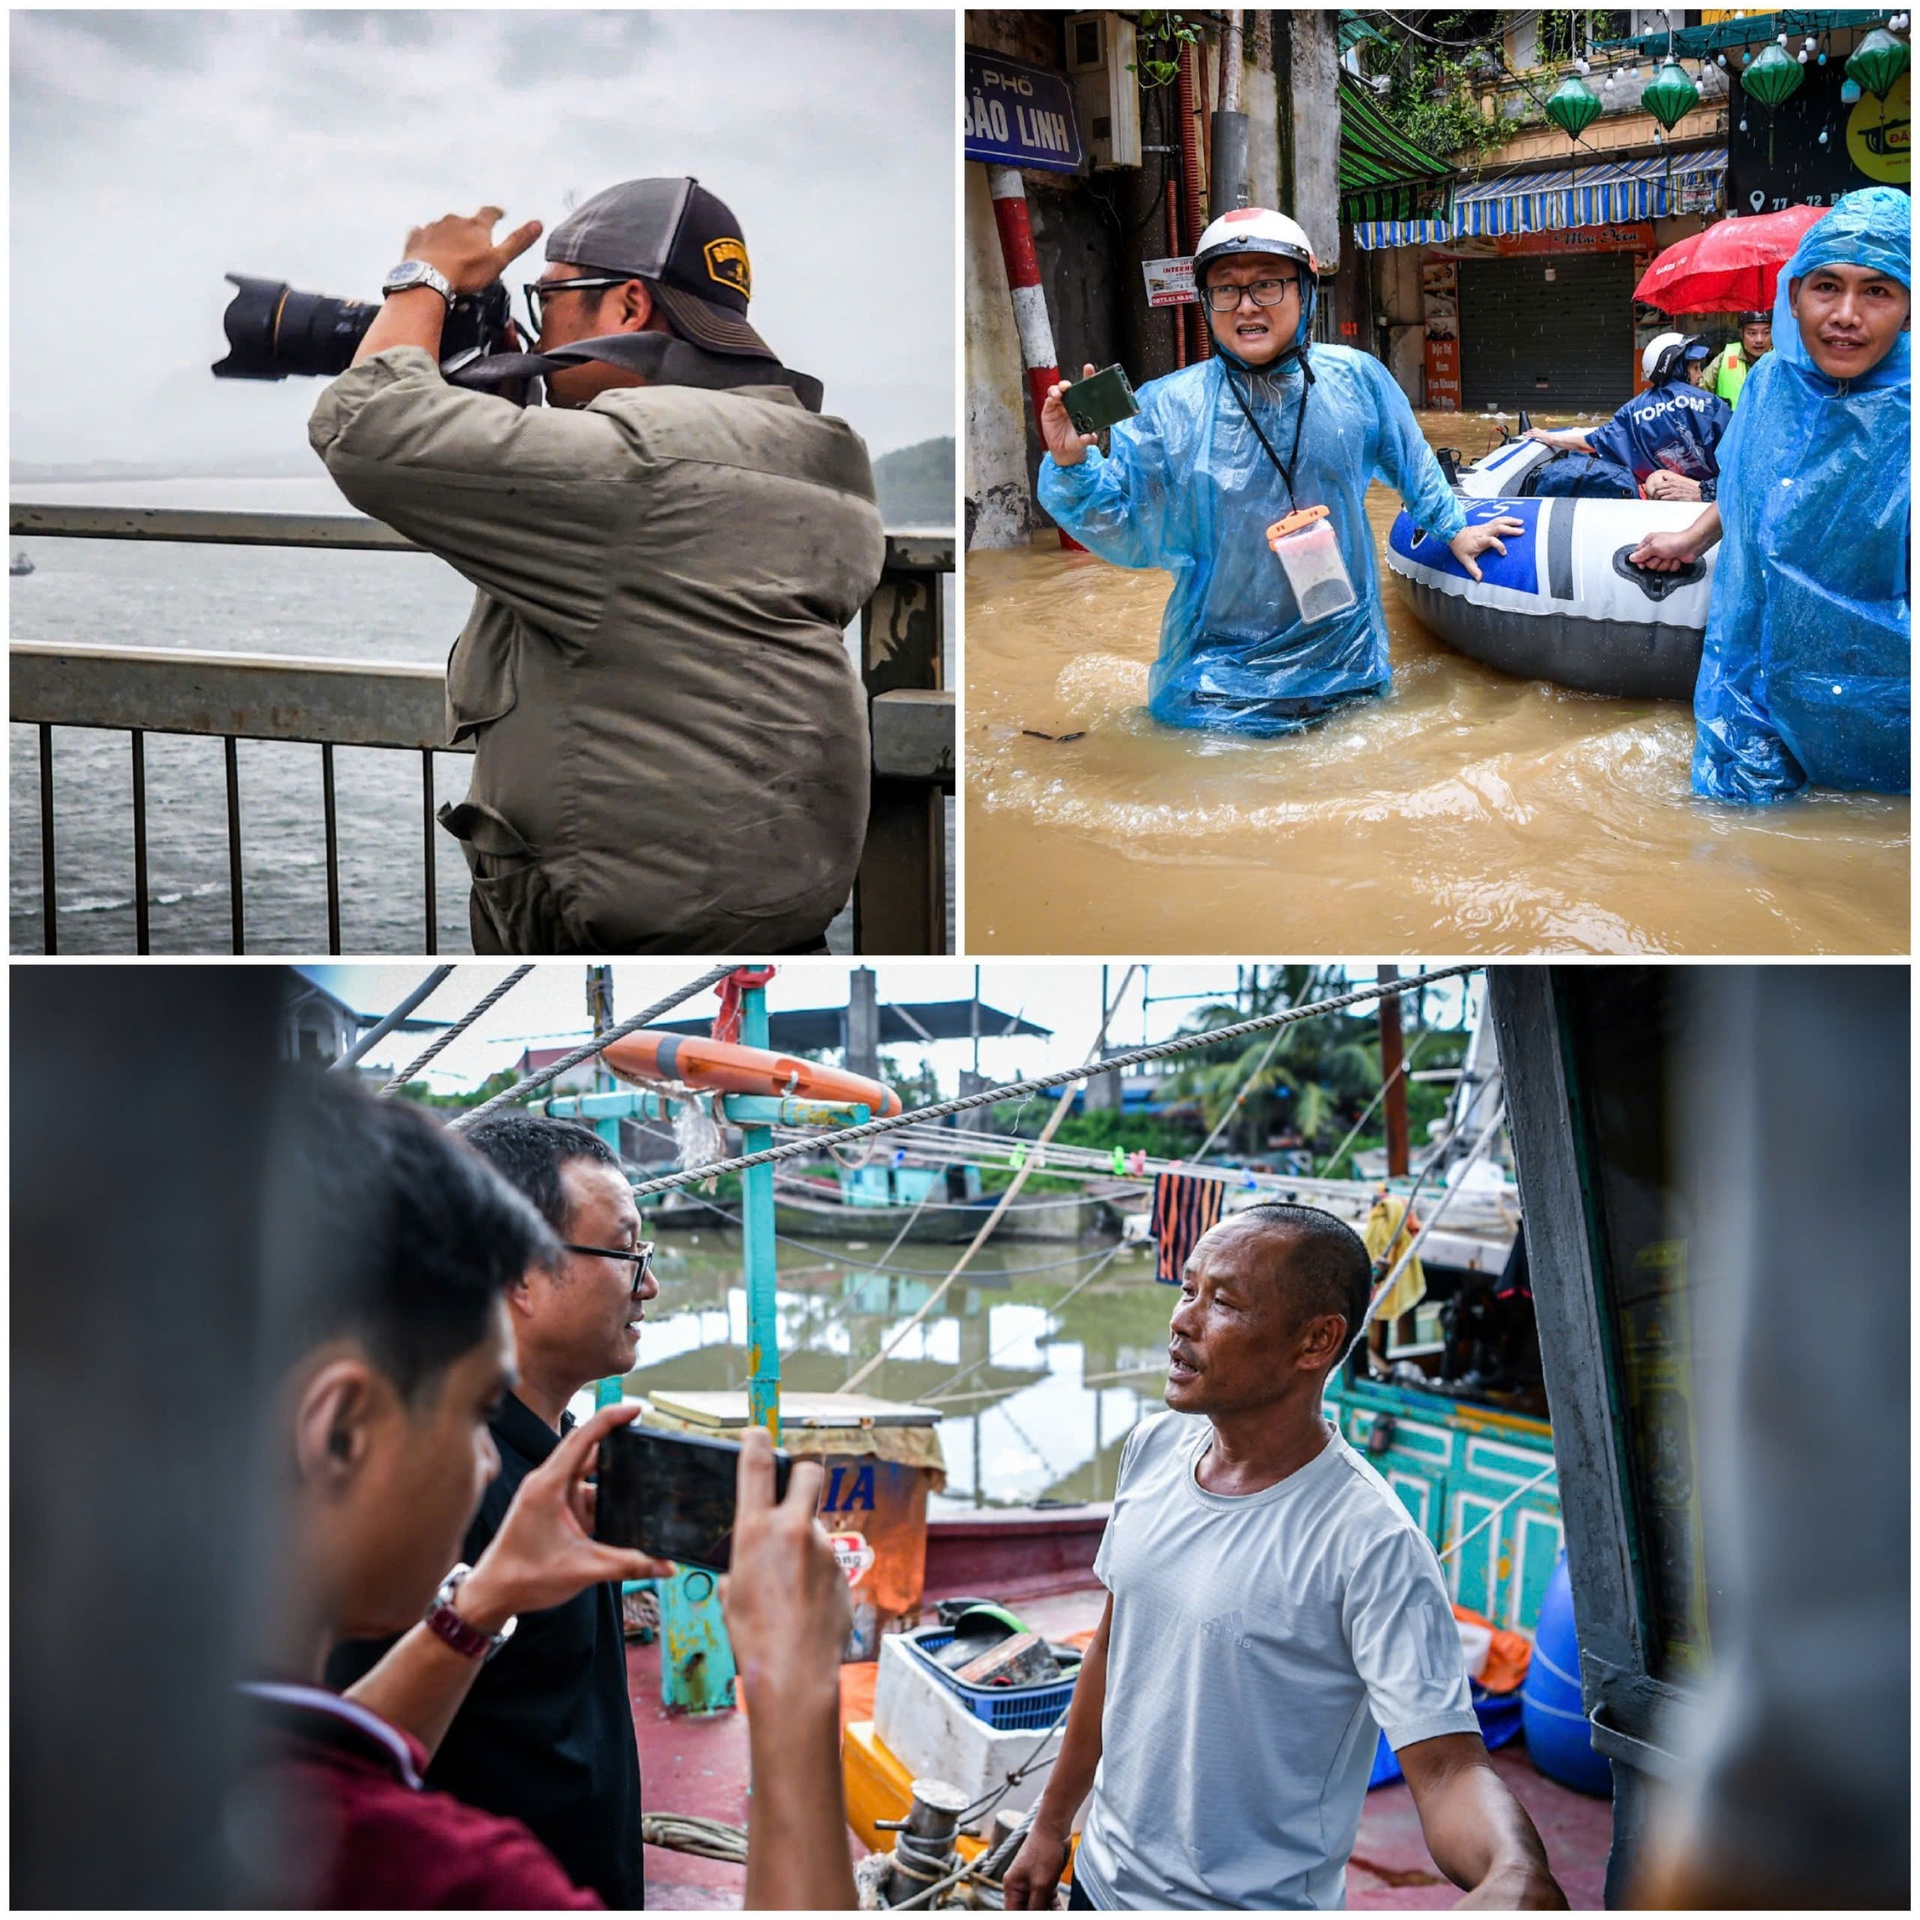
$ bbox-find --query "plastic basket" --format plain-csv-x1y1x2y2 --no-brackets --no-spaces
901,1628,1080,1733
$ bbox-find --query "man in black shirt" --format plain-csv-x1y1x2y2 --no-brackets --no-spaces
328,1115,658,1907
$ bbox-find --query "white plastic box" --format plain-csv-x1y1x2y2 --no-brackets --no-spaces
871,1633,1087,1839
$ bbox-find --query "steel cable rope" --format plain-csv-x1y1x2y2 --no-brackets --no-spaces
379,965,535,1096
836,966,1140,1394
1437,1460,1559,1564
931,1360,1166,1407
1315,1018,1443,1178
329,965,454,1073
450,963,736,1130
1186,1016,1292,1165
922,1243,1128,1405
1346,1100,1509,1369
628,968,1476,1202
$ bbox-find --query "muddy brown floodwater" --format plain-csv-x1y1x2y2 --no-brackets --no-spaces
965,411,1908,956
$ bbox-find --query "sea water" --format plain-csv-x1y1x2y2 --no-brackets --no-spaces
10,477,953,954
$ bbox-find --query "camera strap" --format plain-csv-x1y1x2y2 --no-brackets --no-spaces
452,332,825,412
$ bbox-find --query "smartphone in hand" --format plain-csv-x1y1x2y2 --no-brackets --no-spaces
594,1424,794,1573
1062,363,1140,436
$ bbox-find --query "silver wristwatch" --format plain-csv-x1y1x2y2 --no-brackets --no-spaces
423,1562,517,1661
382,260,455,305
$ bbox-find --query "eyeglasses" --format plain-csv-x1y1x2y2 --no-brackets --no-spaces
523,274,637,333
1203,276,1300,313
560,1239,656,1283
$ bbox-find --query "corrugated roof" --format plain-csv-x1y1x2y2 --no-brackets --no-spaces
1338,74,1456,225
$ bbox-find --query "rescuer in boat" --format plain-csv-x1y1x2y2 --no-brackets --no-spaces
309,182,884,954
238,1075,857,1908
1629,187,1910,803
1523,333,1731,502
1004,1205,1567,1912
1705,311,1773,408
1035,208,1522,736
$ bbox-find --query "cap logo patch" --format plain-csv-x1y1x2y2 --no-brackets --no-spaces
704,237,751,299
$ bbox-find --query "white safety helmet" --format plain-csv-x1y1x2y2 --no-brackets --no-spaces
1191,208,1319,364
1191,207,1318,287
1641,330,1710,383
1641,332,1686,380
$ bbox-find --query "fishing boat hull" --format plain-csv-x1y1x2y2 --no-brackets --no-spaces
1387,433,1714,702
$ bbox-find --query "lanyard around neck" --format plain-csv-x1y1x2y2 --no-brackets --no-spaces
1223,359,1312,512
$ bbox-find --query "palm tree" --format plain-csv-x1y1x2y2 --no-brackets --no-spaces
1167,967,1383,1158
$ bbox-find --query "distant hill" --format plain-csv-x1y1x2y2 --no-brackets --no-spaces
872,436,954,530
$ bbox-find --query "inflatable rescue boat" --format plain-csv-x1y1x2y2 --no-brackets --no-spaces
1385,432,1716,702
602,1031,903,1117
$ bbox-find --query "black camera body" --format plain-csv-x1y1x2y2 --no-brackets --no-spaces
211,273,514,381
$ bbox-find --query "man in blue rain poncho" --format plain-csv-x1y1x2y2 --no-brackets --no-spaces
1036,209,1520,734
1633,187,1909,803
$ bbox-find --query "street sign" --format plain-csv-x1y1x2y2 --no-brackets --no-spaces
965,47,1084,173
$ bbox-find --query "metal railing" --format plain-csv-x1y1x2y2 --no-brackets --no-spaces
10,504,953,955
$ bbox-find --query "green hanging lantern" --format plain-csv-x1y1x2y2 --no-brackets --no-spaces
1845,26,1910,100
1741,41,1805,166
1545,72,1603,139
1740,41,1806,106
1640,58,1701,132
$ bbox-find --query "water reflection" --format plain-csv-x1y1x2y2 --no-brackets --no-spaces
612,1230,1175,1510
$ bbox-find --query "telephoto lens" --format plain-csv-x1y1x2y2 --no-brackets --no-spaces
211,275,376,380
211,273,515,380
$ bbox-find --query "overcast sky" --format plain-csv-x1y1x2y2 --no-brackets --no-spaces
11,10,954,470
304,961,1482,1095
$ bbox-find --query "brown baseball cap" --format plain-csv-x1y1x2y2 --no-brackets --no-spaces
544,176,774,360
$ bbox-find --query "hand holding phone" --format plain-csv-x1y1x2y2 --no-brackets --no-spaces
459,1402,667,1627
593,1420,794,1573
723,1431,859,1913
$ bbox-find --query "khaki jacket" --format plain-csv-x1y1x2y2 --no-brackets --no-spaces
310,347,884,952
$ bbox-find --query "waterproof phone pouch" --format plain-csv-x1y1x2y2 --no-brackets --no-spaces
1266,505,1357,624
1063,363,1140,436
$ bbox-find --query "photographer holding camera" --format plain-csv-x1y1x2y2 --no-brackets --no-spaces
307,179,885,954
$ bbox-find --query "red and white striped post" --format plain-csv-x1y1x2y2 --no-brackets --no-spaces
986,164,1082,551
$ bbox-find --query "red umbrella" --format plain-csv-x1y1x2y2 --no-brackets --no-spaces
1633,204,1832,314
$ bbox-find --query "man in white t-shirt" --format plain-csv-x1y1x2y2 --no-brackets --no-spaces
1004,1204,1566,1911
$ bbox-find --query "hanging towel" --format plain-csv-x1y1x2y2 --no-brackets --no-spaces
1364,1191,1427,1325
1151,1172,1225,1285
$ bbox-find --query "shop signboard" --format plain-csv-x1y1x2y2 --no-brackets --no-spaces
1422,256,1461,410
964,47,1084,174
1141,256,1196,306
1432,223,1656,260
1728,63,1908,212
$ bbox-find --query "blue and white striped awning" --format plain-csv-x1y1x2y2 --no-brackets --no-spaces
1354,149,1727,249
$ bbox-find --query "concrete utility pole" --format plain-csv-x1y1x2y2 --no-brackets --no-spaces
847,965,881,1083
1281,10,1341,271
985,167,1081,550
1212,10,1250,214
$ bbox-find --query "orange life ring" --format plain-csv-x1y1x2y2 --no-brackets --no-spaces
603,1032,902,1118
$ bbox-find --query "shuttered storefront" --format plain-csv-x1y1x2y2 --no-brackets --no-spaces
1457,252,1637,412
